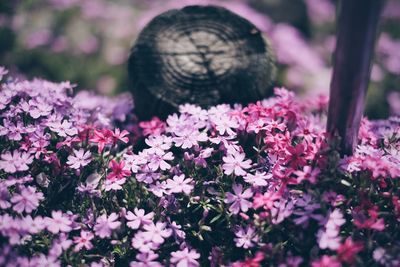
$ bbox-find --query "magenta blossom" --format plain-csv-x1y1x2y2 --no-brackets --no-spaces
107,160,131,181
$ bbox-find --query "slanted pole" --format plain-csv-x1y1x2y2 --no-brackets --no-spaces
327,0,385,155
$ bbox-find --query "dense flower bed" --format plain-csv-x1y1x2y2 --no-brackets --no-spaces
0,66,399,266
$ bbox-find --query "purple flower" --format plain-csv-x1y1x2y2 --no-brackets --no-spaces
94,213,121,238
0,150,33,173
131,231,160,253
67,149,91,169
293,194,324,227
142,222,172,245
11,186,44,214
147,151,174,171
136,165,161,184
165,174,194,195
130,252,162,267
271,198,294,224
224,184,253,214
46,211,73,234
222,151,252,176
170,247,200,267
7,121,26,141
104,178,126,191
234,226,259,249
145,135,172,154
0,187,11,209
28,99,53,119
126,208,154,230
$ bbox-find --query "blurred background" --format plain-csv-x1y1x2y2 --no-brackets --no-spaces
0,0,399,118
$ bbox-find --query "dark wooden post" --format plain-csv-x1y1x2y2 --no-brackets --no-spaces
327,0,385,155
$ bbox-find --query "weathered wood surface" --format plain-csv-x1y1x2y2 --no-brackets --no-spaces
128,5,275,120
327,0,385,155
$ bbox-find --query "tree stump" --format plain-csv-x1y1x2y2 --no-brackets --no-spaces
128,5,276,120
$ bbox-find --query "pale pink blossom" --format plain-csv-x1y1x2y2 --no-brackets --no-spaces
126,208,154,230
67,149,91,169
94,213,121,238
165,174,194,195
222,152,252,176
170,247,200,267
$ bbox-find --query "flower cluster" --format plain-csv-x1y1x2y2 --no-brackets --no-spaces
0,69,399,266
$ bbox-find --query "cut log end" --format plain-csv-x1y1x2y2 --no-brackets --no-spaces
128,5,276,120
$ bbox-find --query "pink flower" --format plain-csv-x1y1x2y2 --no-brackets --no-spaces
212,115,239,136
126,208,154,230
225,184,253,214
165,174,194,195
94,213,121,238
107,160,131,181
0,150,33,173
11,186,44,214
294,166,320,184
337,238,364,265
142,222,172,244
46,211,73,234
311,255,341,267
170,247,200,267
90,129,113,153
253,191,280,211
112,128,129,144
139,117,166,136
67,149,91,169
353,206,385,231
73,230,94,252
222,152,252,176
